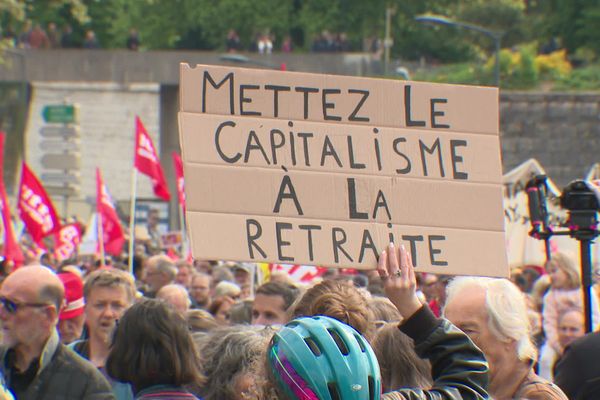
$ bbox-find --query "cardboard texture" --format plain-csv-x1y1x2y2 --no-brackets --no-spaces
180,64,499,135
179,113,503,183
185,212,507,277
184,164,504,231
179,63,507,276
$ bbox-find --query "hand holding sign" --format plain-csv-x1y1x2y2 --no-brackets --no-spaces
377,242,422,319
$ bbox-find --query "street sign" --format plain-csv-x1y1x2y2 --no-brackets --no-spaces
41,154,81,170
40,126,80,138
39,140,80,152
42,105,78,124
45,185,79,197
41,172,81,186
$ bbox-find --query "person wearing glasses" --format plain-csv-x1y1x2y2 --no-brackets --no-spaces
0,265,113,399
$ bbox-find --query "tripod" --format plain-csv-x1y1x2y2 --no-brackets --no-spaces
527,177,599,333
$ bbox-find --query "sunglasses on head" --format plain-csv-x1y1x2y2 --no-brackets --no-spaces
0,296,51,314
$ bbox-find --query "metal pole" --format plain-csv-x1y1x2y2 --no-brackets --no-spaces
127,169,138,275
580,239,594,333
178,203,187,256
494,35,501,87
97,211,105,267
384,7,392,75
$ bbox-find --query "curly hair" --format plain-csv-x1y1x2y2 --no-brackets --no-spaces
290,279,375,338
196,325,275,400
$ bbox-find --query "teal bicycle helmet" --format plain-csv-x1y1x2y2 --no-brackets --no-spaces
268,316,381,400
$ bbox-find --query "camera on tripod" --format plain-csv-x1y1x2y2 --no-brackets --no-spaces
560,180,599,239
526,176,599,240
525,174,600,333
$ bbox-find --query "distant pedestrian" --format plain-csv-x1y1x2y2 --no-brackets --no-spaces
225,29,240,52
126,28,140,51
28,24,50,49
83,30,100,49
47,22,60,48
60,24,76,48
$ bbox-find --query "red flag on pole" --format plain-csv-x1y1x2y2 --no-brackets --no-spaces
172,151,185,210
134,116,170,201
0,133,24,266
53,223,81,262
96,168,125,256
17,162,61,244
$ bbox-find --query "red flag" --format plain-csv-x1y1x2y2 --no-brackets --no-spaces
134,117,170,201
96,168,125,256
54,223,81,262
0,133,24,266
172,151,185,210
17,163,61,244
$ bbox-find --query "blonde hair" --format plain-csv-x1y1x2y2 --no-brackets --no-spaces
546,252,580,289
83,268,136,304
368,296,401,324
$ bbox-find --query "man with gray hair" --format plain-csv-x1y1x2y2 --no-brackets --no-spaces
156,284,191,315
444,276,567,400
0,266,113,399
144,254,177,297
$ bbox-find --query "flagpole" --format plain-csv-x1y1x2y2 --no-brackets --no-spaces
127,169,138,275
97,212,105,267
178,203,187,256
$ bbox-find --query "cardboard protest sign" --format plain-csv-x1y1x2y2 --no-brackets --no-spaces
179,64,507,276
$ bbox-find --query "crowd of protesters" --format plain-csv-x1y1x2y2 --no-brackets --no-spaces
0,208,598,399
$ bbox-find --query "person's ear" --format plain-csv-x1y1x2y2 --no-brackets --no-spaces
43,303,59,323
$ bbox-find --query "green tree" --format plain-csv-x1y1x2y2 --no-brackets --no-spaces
528,0,600,57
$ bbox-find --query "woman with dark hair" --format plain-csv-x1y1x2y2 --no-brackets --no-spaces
106,299,204,399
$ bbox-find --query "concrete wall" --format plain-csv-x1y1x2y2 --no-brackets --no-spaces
500,92,600,187
26,82,160,218
0,49,383,84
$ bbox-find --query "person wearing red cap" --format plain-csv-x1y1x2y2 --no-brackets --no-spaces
57,272,86,345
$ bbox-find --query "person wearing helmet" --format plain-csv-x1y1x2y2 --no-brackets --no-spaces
266,242,490,400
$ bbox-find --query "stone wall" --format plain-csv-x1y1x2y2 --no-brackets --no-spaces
500,92,600,187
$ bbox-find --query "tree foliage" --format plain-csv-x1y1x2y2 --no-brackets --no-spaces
2,0,599,63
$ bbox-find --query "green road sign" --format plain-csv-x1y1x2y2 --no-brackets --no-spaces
42,105,77,124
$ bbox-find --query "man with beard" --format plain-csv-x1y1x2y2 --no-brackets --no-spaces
71,268,136,400
0,266,112,399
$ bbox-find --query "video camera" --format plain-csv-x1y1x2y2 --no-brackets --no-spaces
526,176,599,240
560,180,599,240
525,175,599,333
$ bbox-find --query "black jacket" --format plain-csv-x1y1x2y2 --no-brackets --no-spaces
0,331,114,400
386,306,490,400
554,331,600,400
